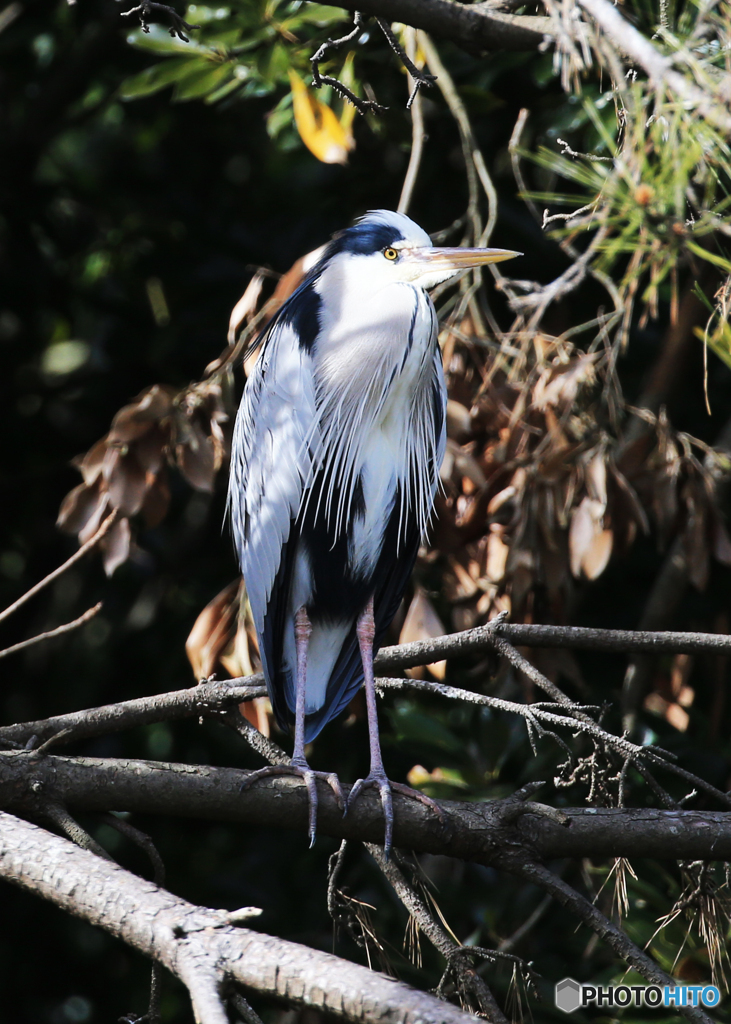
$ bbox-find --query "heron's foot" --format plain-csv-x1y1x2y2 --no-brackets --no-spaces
240,761,344,846
347,773,446,857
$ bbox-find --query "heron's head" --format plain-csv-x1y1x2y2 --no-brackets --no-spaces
323,210,521,291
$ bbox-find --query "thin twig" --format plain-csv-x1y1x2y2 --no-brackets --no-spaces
0,676,265,751
39,800,116,862
117,0,199,41
367,845,512,1023
104,815,166,1023
505,857,716,1024
375,17,436,105
398,27,427,215
220,708,290,766
229,992,265,1024
0,602,103,662
310,12,386,114
0,511,116,625
102,814,166,886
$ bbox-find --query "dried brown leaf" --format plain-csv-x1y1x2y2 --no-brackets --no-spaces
585,451,608,506
446,400,472,440
569,497,612,579
108,385,175,444
581,528,613,581
273,246,326,307
134,424,168,476
400,587,447,680
105,449,149,517
532,353,598,411
76,438,108,486
100,516,131,576
57,479,105,536
140,473,171,528
185,580,241,679
176,424,216,492
485,530,509,583
228,271,265,344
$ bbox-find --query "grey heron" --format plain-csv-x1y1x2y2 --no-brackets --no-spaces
229,209,520,852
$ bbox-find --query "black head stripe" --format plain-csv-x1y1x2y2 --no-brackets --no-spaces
327,221,405,258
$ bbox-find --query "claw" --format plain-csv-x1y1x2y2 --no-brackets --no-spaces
348,771,396,856
348,773,446,857
241,761,344,847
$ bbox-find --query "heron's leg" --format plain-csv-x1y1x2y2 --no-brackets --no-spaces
289,607,339,845
348,597,446,857
239,606,344,847
291,604,312,764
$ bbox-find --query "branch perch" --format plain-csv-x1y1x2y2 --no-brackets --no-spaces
2,752,730,862
0,811,482,1024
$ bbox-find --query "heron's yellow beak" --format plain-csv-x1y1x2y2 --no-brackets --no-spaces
406,246,522,268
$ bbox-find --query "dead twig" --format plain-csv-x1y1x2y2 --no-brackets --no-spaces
503,856,717,1024
0,602,103,662
310,12,386,114
398,26,427,215
116,0,199,41
367,845,516,1023
0,511,116,626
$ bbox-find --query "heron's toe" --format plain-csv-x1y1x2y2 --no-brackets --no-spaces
347,771,395,857
240,761,343,847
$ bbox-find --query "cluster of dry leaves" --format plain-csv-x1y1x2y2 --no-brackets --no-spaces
57,379,230,575
435,339,731,631
56,250,731,736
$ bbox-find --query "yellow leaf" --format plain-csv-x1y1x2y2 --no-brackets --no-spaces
289,71,352,165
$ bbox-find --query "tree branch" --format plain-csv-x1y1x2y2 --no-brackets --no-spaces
0,677,265,750
0,602,103,662
375,621,731,671
0,811,482,1024
319,0,556,53
0,511,116,626
576,0,731,135
2,752,731,862
498,854,716,1024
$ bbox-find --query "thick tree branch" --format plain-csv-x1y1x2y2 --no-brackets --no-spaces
0,811,481,1024
2,752,730,862
319,1,555,52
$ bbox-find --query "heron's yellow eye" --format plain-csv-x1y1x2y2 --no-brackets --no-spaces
383,247,399,261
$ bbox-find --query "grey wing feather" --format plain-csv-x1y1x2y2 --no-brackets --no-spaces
228,322,319,680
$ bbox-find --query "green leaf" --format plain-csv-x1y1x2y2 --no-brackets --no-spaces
119,58,204,99
126,25,215,56
685,240,731,272
173,63,233,101
204,76,245,104
281,4,350,28
389,704,464,755
258,40,290,86
184,4,231,25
